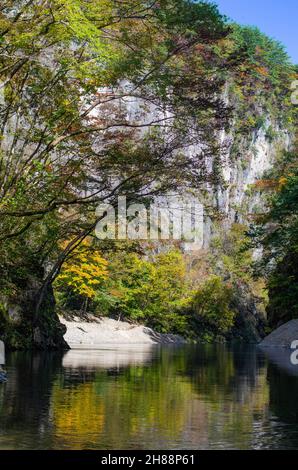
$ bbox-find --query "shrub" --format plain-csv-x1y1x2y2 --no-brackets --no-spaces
191,276,235,336
105,250,191,334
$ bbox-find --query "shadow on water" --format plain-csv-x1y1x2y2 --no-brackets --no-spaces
0,344,298,449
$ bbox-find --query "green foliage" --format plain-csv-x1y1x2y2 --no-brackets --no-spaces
104,250,191,334
229,25,291,85
252,147,298,328
261,174,298,259
155,0,227,45
56,242,241,340
266,252,298,327
0,1,295,346
191,275,235,336
219,24,296,138
199,223,268,337
0,303,9,334
0,0,229,296
210,224,253,283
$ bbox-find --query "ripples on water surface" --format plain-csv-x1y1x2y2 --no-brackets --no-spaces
0,344,298,449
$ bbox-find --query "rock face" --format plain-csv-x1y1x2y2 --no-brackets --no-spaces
0,90,291,349
0,277,69,350
260,320,298,348
105,84,291,248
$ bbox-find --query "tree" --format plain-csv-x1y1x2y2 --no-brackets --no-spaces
55,238,108,312
0,0,229,317
102,250,191,333
191,275,235,336
251,143,298,328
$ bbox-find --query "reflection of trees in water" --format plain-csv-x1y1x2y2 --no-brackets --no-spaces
0,352,63,449
50,347,195,449
1,346,298,449
50,346,271,449
268,364,298,422
264,363,298,449
180,345,270,449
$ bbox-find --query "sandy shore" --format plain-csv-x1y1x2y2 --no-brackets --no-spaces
59,314,186,348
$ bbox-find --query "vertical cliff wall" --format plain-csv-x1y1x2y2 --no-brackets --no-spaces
99,86,292,247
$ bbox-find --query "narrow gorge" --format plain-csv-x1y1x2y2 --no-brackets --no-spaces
0,1,296,349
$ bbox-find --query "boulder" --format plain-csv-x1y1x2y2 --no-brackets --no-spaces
259,319,298,348
1,281,69,350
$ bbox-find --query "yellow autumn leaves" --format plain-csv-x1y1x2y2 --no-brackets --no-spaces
55,239,108,299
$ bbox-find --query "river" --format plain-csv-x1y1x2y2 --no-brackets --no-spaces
0,344,298,449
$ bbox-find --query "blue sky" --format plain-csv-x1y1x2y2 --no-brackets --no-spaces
214,0,298,63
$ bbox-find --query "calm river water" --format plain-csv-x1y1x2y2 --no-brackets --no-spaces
0,344,298,449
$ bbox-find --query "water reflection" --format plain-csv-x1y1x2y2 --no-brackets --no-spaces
260,345,298,376
62,345,156,369
0,345,298,449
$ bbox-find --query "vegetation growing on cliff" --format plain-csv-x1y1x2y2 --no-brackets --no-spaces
251,142,298,329
0,0,231,346
0,1,296,347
